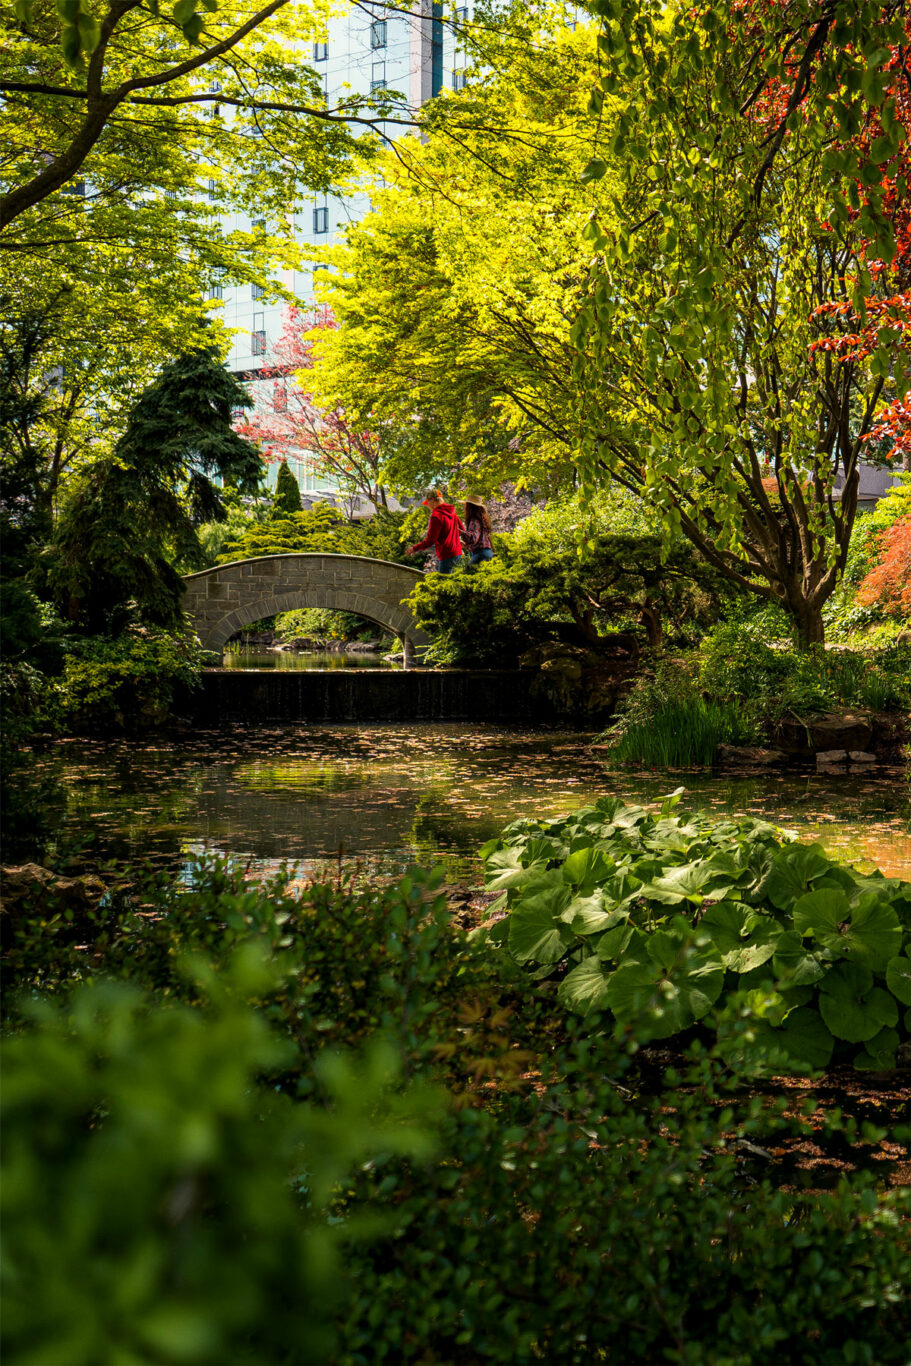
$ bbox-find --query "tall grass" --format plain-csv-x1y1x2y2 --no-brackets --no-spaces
608,696,753,768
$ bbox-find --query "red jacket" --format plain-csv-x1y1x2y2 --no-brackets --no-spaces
412,503,464,560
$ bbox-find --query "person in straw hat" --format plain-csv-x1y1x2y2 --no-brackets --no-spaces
461,495,493,567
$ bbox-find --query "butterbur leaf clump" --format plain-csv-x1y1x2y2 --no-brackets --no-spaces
480,790,911,1069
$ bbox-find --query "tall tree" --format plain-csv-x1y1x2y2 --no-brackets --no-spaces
573,0,910,646
52,344,261,630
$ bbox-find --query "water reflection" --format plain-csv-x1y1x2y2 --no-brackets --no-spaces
36,724,911,882
222,650,402,670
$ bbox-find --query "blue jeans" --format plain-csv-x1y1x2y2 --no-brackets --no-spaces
437,556,462,574
469,548,493,567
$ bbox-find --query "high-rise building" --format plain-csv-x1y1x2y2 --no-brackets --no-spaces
215,3,464,499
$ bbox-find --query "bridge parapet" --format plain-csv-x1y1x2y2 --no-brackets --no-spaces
182,554,430,664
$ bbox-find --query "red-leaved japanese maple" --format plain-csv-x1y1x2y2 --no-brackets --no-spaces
234,306,388,508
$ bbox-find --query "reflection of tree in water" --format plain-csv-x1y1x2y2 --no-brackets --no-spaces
408,790,504,873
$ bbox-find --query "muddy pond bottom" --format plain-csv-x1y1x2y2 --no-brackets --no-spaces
39,723,911,882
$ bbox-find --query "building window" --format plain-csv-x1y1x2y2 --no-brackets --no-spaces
452,69,468,90
456,6,468,23
273,383,288,412
207,282,223,300
313,205,329,234
252,282,265,300
231,405,246,423
313,40,328,60
209,79,221,92
165,189,177,200
207,177,217,201
251,313,266,356
370,61,386,92
370,18,386,48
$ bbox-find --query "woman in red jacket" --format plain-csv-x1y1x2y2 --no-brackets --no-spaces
406,489,465,573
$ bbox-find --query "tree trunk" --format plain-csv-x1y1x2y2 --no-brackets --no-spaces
789,596,825,651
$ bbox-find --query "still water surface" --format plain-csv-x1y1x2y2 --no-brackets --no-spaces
222,650,401,670
40,724,911,883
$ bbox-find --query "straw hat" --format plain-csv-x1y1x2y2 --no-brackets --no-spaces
464,494,487,511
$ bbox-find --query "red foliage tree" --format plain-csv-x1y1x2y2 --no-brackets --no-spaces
856,517,911,616
234,306,388,508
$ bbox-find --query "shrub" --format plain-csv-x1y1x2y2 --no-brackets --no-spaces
45,629,205,733
4,858,911,1365
408,494,740,666
1,965,438,1366
857,517,911,618
479,791,911,1071
338,1032,911,1366
698,622,911,724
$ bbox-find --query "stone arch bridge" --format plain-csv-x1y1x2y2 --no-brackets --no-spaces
182,554,430,666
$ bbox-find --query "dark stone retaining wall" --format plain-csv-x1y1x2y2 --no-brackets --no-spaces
178,669,553,725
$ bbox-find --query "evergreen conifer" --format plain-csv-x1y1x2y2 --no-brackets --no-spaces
273,460,302,516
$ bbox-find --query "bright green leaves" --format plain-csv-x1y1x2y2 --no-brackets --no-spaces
558,956,611,1015
700,903,779,974
580,158,608,185
483,796,911,1070
885,954,911,1006
508,893,573,965
172,0,208,44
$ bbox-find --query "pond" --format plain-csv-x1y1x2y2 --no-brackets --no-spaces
36,723,911,883
222,650,402,670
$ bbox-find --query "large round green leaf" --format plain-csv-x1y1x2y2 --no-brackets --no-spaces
765,844,832,911
772,930,828,987
700,902,780,973
792,889,902,972
560,846,614,891
605,934,724,1039
855,1025,900,1071
771,1006,834,1071
818,963,899,1043
557,956,612,1016
885,954,911,1006
561,894,628,937
508,886,573,965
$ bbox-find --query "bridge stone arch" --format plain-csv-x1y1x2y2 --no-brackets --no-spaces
182,554,430,665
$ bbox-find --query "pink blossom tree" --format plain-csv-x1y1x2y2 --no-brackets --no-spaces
234,306,388,510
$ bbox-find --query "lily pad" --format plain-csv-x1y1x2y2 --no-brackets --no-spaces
700,902,780,973
818,963,899,1043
